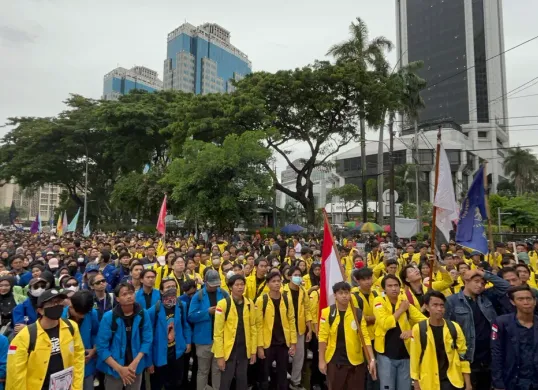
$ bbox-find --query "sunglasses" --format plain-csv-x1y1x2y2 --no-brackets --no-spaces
65,283,78,288
93,279,106,285
32,283,47,289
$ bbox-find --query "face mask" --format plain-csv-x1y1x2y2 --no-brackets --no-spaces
30,288,45,297
44,305,64,320
291,276,302,285
66,286,79,293
272,262,279,268
68,266,78,273
226,270,235,280
49,267,58,272
162,289,177,309
77,257,85,264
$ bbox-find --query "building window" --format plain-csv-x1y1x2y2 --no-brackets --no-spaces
418,150,434,165
478,131,487,138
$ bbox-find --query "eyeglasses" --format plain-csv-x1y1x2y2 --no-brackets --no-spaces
93,279,106,285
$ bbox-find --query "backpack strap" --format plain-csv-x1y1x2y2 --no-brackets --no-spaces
328,304,338,327
155,300,161,314
197,289,204,301
27,323,37,355
372,290,379,298
353,292,364,311
405,289,415,305
445,320,458,350
262,294,269,316
418,320,428,366
282,291,289,313
61,318,75,336
111,311,118,334
224,296,232,321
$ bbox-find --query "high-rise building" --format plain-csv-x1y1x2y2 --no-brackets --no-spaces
163,22,252,94
103,66,163,100
396,0,509,191
0,182,61,223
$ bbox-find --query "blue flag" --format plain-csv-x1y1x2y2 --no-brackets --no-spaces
67,208,81,232
456,166,489,254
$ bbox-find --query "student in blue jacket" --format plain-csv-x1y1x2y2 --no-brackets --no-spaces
179,279,199,390
98,251,116,292
62,290,100,390
12,277,49,332
148,277,192,390
135,269,160,310
0,333,7,390
96,282,152,390
188,269,228,390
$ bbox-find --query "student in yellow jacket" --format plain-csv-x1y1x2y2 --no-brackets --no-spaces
318,281,376,390
244,258,269,301
256,271,297,390
7,288,85,390
350,268,378,343
284,266,312,390
214,275,257,390
366,244,383,267
410,291,471,390
374,275,426,390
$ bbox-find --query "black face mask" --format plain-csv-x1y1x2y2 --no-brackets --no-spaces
68,266,78,274
44,305,64,320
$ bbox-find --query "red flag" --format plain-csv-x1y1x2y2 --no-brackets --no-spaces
319,211,344,319
156,195,167,235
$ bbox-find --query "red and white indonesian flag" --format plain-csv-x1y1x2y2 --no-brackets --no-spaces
319,213,344,318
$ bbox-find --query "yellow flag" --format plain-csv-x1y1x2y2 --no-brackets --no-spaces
156,239,166,257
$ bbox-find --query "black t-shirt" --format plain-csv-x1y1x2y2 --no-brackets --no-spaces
124,315,135,365
290,288,300,331
430,324,448,380
465,296,490,363
331,311,351,365
42,326,64,390
208,290,218,336
414,289,425,309
165,306,176,362
143,291,152,310
382,303,409,360
233,300,247,357
270,297,286,346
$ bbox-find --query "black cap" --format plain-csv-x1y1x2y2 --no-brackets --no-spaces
37,288,68,308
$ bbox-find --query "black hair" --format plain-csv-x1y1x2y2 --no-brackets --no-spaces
114,282,135,297
508,284,535,301
70,290,94,315
399,264,416,287
255,257,268,266
353,267,373,281
140,268,157,279
300,247,311,255
160,277,178,291
288,266,301,276
381,274,401,289
515,263,531,273
332,281,351,293
10,254,24,264
119,252,131,259
456,262,470,272
171,256,184,265
227,274,246,287
265,271,281,282
182,279,197,292
101,251,111,262
497,267,518,280
385,259,398,267
424,290,446,304
233,263,243,270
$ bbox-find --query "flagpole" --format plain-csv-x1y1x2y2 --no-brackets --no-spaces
482,162,495,255
322,209,372,363
428,126,442,290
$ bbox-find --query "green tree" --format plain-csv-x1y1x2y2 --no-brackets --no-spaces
327,184,362,221
503,196,538,228
488,194,508,222
503,146,538,195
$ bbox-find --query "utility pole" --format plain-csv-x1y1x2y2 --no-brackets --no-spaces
273,164,277,232
83,144,88,229
360,118,368,222
414,119,420,234
389,119,396,242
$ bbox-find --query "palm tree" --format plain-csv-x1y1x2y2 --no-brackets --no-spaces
328,17,393,223
503,146,538,195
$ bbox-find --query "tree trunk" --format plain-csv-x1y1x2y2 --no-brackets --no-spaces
377,119,385,225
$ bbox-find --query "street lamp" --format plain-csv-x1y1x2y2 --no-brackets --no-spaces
497,207,512,242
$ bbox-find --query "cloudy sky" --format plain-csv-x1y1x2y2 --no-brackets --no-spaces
1,0,538,172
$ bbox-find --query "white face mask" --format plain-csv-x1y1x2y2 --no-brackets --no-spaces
66,286,79,293
30,288,45,297
226,270,235,280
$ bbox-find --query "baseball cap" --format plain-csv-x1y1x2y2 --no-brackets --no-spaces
85,264,99,273
205,270,221,287
29,277,48,287
37,288,68,308
46,251,54,256
48,258,59,268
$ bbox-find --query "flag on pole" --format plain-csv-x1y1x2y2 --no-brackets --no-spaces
156,195,167,235
56,213,63,236
9,201,18,226
38,214,42,232
456,166,489,254
433,143,458,244
62,211,68,234
83,221,91,237
143,164,151,174
30,214,40,234
67,208,81,232
319,212,344,317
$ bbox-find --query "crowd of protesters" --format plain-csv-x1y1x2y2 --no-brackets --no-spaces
0,230,537,390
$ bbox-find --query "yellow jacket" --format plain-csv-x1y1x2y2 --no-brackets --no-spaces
341,255,354,281
213,297,257,361
7,319,85,390
303,274,312,291
367,251,383,267
410,320,470,390
255,293,297,349
350,287,377,341
154,264,173,290
318,305,371,365
282,284,312,335
309,290,320,333
404,271,453,311
373,294,426,354
245,274,269,301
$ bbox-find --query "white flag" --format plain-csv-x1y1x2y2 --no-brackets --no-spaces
433,144,458,241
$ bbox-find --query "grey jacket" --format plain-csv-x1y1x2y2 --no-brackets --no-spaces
444,270,510,363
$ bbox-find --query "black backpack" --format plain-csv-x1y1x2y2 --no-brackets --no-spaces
418,320,458,365
352,290,378,311
262,293,289,317
328,304,363,327
27,318,75,354
224,296,251,321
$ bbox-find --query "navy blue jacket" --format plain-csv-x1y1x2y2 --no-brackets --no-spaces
491,313,538,389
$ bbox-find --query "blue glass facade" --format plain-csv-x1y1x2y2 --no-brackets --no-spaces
166,32,251,94
103,76,159,95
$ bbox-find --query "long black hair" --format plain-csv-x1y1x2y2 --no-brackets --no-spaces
309,263,321,287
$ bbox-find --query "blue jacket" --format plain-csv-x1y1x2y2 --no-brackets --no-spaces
96,303,152,378
491,313,538,389
12,297,38,325
111,267,130,290
18,272,32,288
188,287,228,345
445,270,510,363
135,288,160,310
62,307,100,377
100,263,117,292
93,292,115,321
0,334,7,390
148,300,192,367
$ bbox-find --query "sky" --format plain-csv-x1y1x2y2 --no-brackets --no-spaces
1,0,538,174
